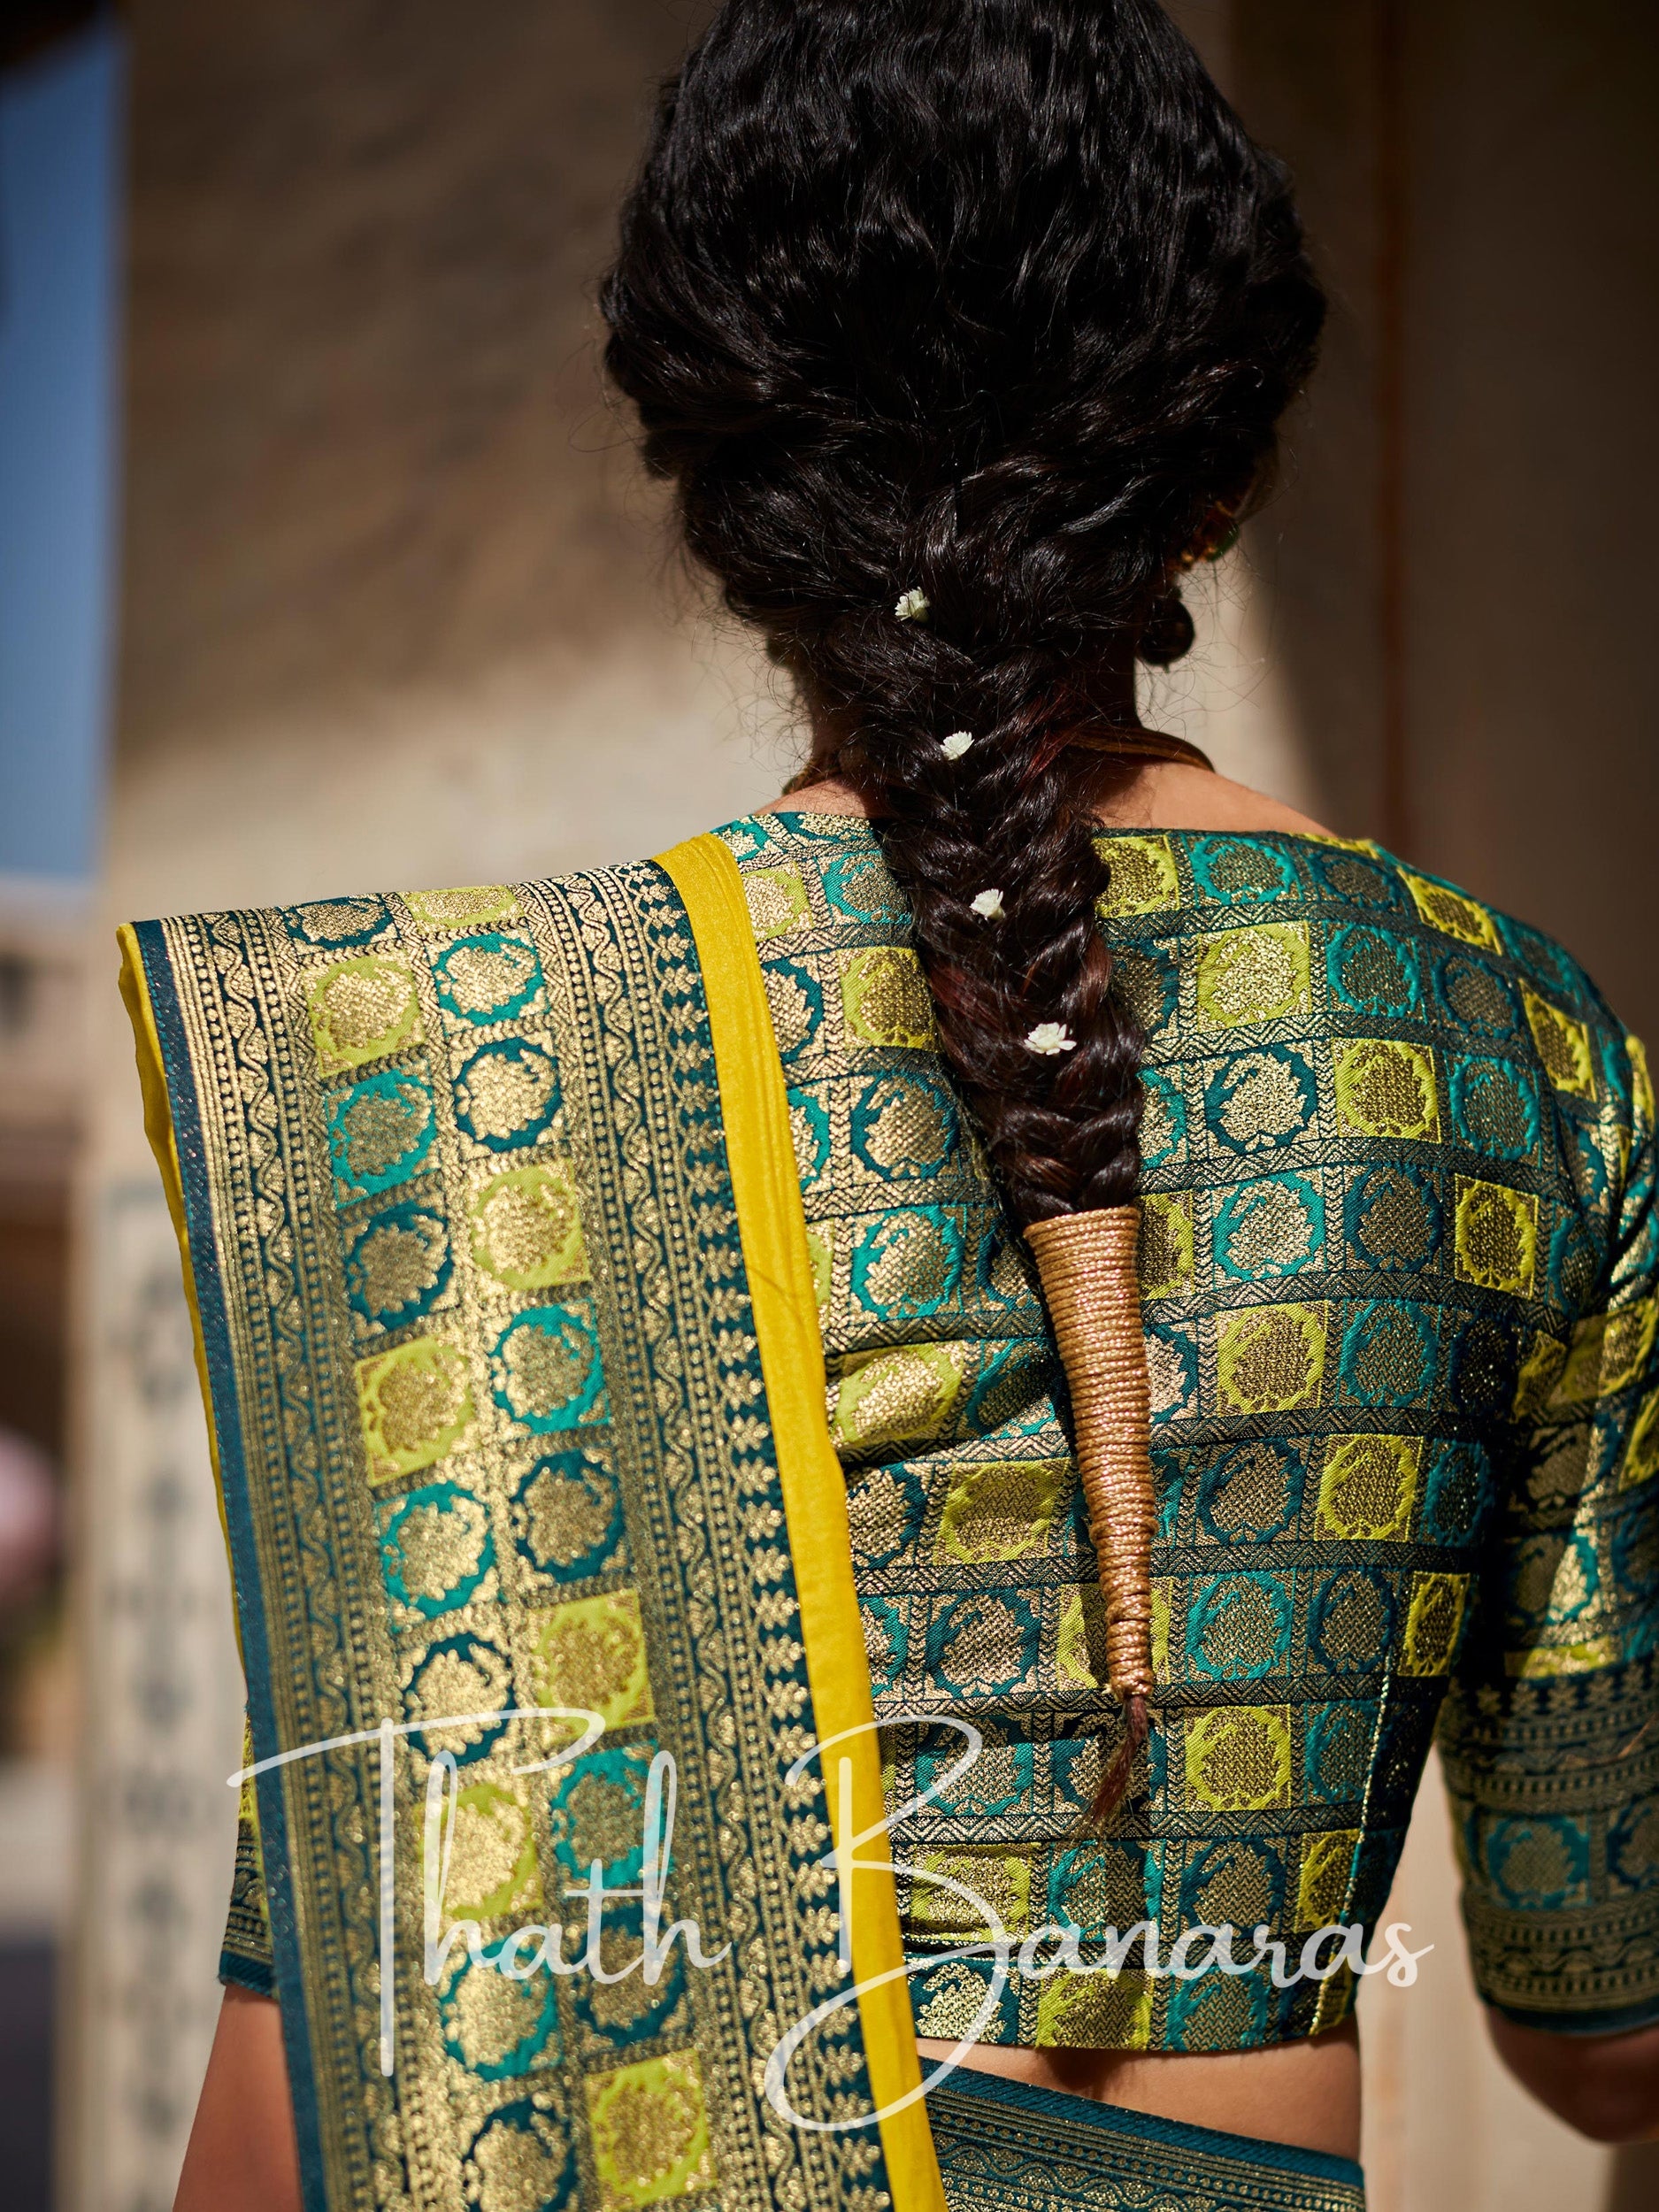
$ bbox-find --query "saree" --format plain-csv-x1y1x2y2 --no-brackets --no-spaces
121,836,941,2212
130,803,1659,2209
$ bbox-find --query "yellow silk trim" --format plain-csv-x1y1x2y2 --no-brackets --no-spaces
117,923,243,1657
657,834,945,2212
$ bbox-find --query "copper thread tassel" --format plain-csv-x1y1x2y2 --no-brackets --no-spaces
1025,1205,1156,1821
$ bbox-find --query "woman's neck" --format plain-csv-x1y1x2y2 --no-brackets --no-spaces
762,760,1334,841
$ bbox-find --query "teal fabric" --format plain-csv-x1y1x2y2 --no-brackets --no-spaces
929,2067,1365,2210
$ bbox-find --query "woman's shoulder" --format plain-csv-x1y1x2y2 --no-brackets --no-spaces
1095,816,1649,1175
728,776,1640,1074
1094,768,1632,1043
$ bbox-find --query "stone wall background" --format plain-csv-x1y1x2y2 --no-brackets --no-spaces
67,4,1659,2207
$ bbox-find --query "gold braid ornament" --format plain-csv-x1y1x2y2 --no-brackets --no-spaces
1025,1203,1156,1818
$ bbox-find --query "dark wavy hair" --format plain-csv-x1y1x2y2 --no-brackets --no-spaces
603,0,1324,1241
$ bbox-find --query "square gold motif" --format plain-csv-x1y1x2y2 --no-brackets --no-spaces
1453,1177,1538,1297
1523,987,1597,1100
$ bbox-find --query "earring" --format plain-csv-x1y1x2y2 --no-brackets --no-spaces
1177,499,1242,571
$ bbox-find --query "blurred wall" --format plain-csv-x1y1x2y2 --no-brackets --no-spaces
1231,0,1659,1048
111,0,780,913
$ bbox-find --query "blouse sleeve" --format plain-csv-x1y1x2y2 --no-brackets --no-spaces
1437,1024,1659,2032
220,1714,275,1997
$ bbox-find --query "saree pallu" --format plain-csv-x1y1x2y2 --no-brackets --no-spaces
120,838,941,2212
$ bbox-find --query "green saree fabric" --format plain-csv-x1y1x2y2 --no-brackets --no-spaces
121,844,942,2212
927,2072,1365,2212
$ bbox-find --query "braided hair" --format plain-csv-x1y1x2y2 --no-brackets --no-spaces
603,0,1325,1803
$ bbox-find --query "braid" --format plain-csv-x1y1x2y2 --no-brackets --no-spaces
603,0,1325,1816
826,655,1143,1231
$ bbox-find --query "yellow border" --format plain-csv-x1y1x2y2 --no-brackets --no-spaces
117,923,242,1649
657,835,945,2212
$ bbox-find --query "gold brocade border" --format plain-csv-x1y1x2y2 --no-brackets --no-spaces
657,833,946,2212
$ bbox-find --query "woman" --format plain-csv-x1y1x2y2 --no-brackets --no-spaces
131,5,1658,2208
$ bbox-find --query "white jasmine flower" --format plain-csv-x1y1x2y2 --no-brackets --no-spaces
1025,1021,1077,1056
894,587,930,623
941,730,973,759
971,888,1006,921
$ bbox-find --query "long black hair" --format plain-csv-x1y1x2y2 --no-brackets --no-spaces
603,0,1324,1239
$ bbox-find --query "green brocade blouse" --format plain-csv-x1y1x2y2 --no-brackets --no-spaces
213,811,1659,2065
118,806,1653,2212
726,813,1659,2050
